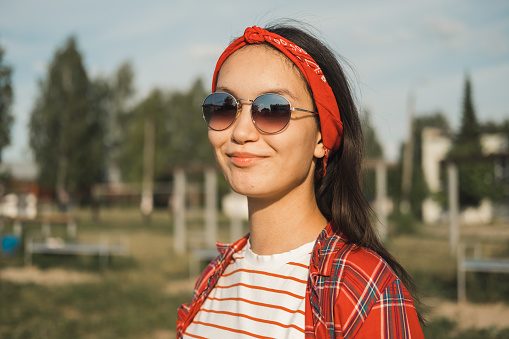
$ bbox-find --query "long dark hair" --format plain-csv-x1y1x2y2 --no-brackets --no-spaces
265,22,424,323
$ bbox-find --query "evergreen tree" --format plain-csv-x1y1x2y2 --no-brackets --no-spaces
455,74,482,153
449,73,498,207
0,45,14,162
29,36,106,201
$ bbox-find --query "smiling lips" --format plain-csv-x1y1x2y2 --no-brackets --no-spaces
227,152,268,167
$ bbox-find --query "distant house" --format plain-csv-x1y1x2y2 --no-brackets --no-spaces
421,128,508,224
0,162,39,219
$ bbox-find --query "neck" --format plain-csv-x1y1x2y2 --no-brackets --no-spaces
247,183,327,255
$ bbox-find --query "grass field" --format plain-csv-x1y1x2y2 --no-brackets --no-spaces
1,207,509,338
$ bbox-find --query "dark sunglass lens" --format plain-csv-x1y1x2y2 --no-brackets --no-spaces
252,94,291,133
202,93,237,130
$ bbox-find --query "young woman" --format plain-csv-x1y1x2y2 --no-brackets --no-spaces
177,23,424,338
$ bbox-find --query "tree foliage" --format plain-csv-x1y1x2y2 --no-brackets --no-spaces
104,61,135,182
448,73,501,207
0,45,14,162
388,112,451,217
411,112,450,216
118,79,215,183
361,109,383,202
29,37,106,195
164,79,214,167
361,109,383,159
118,88,166,182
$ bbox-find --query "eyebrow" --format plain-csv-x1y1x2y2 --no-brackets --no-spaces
215,85,300,102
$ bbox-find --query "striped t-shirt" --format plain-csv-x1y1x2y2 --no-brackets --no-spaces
183,239,315,339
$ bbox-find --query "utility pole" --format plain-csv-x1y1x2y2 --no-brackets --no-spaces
56,66,72,212
140,109,155,223
400,90,415,214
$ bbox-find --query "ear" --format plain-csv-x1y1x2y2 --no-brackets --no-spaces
314,130,325,159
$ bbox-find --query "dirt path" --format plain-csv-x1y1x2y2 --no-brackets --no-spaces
427,298,509,330
0,266,99,285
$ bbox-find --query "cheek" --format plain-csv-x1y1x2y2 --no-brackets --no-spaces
208,130,229,163
273,124,319,167
208,130,223,150
293,124,320,154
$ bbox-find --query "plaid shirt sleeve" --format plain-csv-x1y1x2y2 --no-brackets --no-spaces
352,278,423,338
306,226,424,338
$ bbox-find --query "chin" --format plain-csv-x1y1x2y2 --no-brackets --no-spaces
227,179,261,197
226,175,271,198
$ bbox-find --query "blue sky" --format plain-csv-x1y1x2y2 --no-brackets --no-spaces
1,0,508,162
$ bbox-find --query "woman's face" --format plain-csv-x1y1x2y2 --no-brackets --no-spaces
209,45,325,200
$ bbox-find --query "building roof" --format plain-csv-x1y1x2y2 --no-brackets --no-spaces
0,162,39,181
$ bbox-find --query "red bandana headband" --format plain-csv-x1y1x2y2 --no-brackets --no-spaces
212,26,343,176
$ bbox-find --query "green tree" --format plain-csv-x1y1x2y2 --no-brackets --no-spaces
388,112,451,218
409,112,450,216
107,61,135,182
362,109,383,159
0,45,14,162
118,79,215,182
163,78,215,167
361,109,384,202
29,36,106,201
118,88,168,182
448,73,500,207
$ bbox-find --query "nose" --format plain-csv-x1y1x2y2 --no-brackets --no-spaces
230,100,259,144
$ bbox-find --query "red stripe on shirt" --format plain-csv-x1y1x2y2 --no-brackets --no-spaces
214,282,305,299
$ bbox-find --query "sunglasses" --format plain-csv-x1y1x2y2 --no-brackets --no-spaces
202,92,316,134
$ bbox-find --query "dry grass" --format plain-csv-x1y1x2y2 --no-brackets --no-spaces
1,207,508,338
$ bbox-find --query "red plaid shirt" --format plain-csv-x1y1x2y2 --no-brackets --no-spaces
177,222,424,338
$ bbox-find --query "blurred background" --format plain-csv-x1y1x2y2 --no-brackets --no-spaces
0,1,508,338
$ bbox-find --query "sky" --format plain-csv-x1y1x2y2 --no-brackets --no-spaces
1,0,508,163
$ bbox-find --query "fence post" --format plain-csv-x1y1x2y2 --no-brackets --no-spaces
173,169,186,255
457,243,466,302
204,168,217,248
376,160,388,241
448,162,459,255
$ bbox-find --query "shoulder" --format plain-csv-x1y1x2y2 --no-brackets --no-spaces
334,242,398,291
312,232,404,308
314,223,397,287
315,231,398,291
310,227,422,337
334,246,422,338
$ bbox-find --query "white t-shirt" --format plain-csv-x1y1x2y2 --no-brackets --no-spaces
183,239,314,339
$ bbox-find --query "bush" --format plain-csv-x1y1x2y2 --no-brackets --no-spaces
390,211,418,235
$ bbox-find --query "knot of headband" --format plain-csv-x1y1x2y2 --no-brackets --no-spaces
243,26,266,44
212,26,344,176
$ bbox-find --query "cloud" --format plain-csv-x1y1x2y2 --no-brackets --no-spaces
188,44,223,59
424,15,468,49
351,27,413,45
32,60,47,73
477,25,509,57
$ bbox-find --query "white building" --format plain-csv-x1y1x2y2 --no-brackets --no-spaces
421,128,508,224
0,162,39,219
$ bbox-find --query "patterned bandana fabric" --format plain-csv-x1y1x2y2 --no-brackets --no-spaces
212,26,344,176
